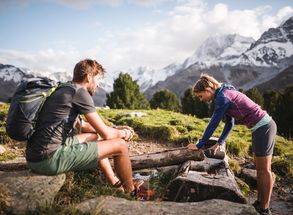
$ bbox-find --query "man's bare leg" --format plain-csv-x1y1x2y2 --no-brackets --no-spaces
75,133,125,191
97,138,134,193
99,158,124,191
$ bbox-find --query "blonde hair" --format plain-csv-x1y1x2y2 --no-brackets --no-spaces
193,74,221,93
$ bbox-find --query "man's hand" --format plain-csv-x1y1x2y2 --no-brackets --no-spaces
187,143,198,150
118,126,135,141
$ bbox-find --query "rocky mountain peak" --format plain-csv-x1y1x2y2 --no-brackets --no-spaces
183,34,255,68
243,16,293,66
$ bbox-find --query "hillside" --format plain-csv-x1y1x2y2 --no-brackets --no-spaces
145,16,293,98
256,65,293,92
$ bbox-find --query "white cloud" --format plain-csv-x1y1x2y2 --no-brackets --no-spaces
1,0,293,79
0,48,80,77
95,0,293,72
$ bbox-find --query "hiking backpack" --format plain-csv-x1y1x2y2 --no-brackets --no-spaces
5,77,59,141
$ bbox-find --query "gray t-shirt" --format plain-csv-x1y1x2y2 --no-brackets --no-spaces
26,82,96,162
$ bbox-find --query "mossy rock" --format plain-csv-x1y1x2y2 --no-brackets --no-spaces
272,159,293,177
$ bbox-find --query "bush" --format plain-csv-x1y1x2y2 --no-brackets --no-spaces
150,89,180,112
106,73,150,109
272,159,293,177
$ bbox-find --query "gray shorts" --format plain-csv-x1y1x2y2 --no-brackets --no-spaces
252,119,277,157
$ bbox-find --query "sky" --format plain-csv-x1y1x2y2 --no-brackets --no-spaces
0,0,293,78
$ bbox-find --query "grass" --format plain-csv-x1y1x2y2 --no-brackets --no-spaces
98,109,253,157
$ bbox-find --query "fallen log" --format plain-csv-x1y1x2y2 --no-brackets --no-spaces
164,159,247,204
0,157,27,171
129,147,205,170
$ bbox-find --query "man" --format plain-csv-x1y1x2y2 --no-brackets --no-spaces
26,59,141,195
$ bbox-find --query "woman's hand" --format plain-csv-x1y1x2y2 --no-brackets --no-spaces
187,143,198,150
210,143,220,155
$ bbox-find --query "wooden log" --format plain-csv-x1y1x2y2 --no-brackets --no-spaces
0,157,27,171
129,147,205,170
165,160,247,204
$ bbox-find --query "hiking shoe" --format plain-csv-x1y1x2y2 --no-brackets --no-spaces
113,180,124,192
136,187,154,201
130,186,154,201
257,208,272,215
133,178,144,190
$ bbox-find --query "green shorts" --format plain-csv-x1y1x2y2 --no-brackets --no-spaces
27,136,99,175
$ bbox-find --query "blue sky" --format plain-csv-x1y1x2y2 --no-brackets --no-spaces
0,0,293,77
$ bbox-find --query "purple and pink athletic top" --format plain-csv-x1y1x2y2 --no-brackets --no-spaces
196,84,266,149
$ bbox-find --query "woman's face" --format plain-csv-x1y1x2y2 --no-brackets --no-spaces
195,88,214,102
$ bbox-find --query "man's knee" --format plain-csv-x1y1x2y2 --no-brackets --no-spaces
111,138,128,153
118,139,128,151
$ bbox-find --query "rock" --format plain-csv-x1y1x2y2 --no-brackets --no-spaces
239,168,257,188
75,195,257,215
121,112,147,117
239,168,276,189
0,170,66,214
0,145,6,154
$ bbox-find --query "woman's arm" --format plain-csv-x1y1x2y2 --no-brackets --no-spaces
196,96,231,149
218,115,234,144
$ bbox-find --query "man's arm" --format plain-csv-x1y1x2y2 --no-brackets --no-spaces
84,112,133,141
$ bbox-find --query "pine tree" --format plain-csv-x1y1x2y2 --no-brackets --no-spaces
106,72,150,109
181,88,209,118
263,90,280,119
245,87,264,108
275,85,293,137
150,89,180,112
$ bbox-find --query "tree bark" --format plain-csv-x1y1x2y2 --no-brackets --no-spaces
129,147,205,170
164,160,247,204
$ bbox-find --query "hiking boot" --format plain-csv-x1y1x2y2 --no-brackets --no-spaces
252,201,272,215
257,208,272,215
133,178,144,190
113,180,124,192
130,186,154,201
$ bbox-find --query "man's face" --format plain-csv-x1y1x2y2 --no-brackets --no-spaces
88,74,102,95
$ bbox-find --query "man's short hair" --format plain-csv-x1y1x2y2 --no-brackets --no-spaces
73,59,106,82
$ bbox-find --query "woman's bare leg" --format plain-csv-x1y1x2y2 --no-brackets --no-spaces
254,155,262,203
254,155,273,209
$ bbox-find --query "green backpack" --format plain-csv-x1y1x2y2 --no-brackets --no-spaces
6,77,60,141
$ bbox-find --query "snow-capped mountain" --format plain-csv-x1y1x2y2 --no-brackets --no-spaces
145,16,293,98
183,34,255,69
0,64,33,102
1,16,293,104
241,16,293,67
0,64,106,106
128,63,182,92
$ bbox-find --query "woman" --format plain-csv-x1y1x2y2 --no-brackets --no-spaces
187,74,276,215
